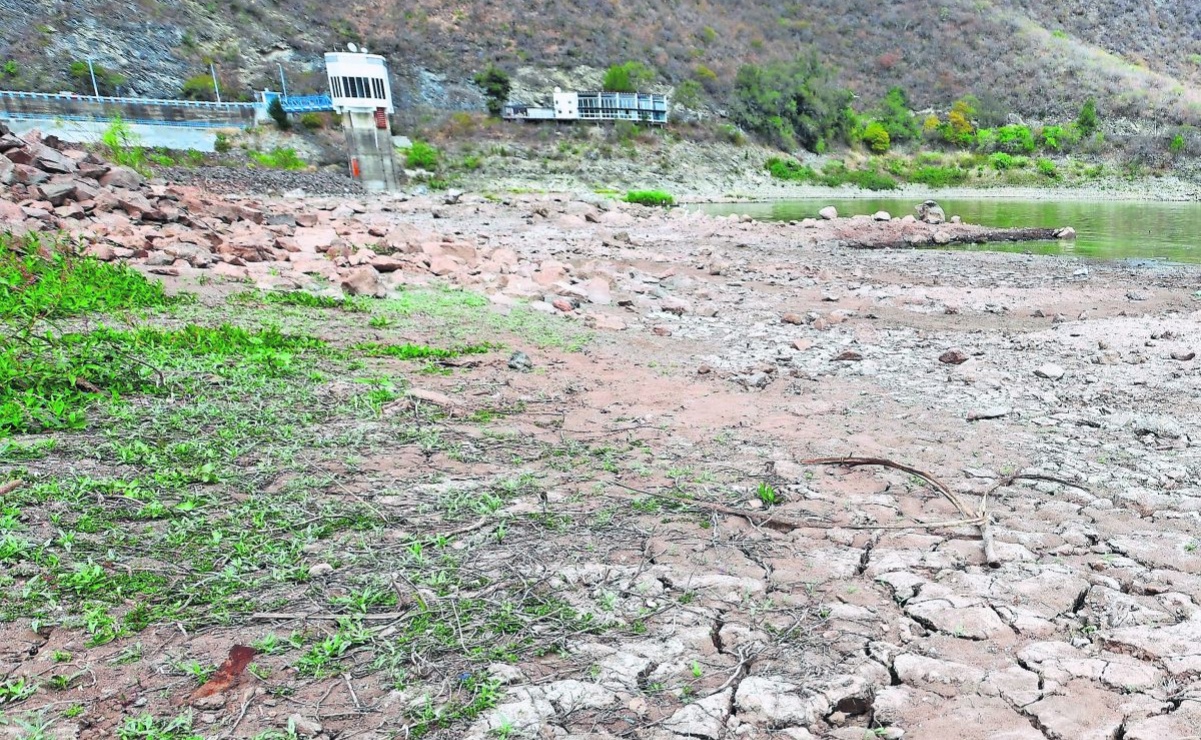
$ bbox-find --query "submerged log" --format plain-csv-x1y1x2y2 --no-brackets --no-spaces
821,219,1073,250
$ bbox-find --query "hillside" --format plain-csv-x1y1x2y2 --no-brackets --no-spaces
2,0,1200,132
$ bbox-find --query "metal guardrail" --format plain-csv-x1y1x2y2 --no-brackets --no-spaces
0,111,241,129
281,94,334,113
0,89,256,110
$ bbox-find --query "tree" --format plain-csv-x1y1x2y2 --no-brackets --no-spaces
673,79,702,111
945,96,977,146
180,74,217,101
603,61,655,93
875,86,918,143
473,64,511,118
861,121,891,153
731,55,854,152
268,96,290,130
1077,97,1098,136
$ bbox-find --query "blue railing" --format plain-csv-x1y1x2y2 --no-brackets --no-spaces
281,94,334,113
0,89,256,110
0,111,241,129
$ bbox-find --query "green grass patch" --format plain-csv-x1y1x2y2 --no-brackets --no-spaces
247,147,307,171
624,190,674,207
229,289,368,313
353,341,496,360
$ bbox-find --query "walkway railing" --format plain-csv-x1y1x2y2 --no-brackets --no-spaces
0,89,256,110
1,111,242,129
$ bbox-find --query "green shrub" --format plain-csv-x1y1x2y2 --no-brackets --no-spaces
995,124,1035,154
765,156,817,181
988,152,1015,170
405,140,440,170
214,133,232,153
1039,124,1079,151
248,147,306,170
299,113,324,130
68,60,125,96
1,60,16,79
907,165,968,187
180,74,217,101
717,124,745,145
875,86,919,143
624,190,674,207
673,79,702,110
1036,158,1058,178
1170,133,1186,155
861,121,891,154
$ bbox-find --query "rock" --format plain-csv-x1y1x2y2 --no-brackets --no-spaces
1055,227,1077,239
340,266,385,297
662,689,731,739
551,298,575,313
916,200,946,224
508,351,533,372
286,714,323,738
370,255,404,273
939,349,969,365
1171,351,1196,361
950,215,962,224
293,227,338,252
737,677,823,726
652,325,673,336
0,154,13,185
967,406,1011,421
99,166,145,190
931,230,952,245
442,189,464,205
1126,290,1151,301
84,244,117,262
873,211,891,221
819,206,838,220
1034,363,1065,380
580,277,612,305
584,314,626,331
781,313,805,325
832,350,863,362
660,296,691,315
0,199,25,223
295,212,319,227
307,563,334,578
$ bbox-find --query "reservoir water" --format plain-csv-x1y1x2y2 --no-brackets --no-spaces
693,198,1201,264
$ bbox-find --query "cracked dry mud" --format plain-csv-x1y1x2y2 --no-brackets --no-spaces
3,190,1200,740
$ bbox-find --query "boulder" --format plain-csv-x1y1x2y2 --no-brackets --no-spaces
99,166,146,190
34,181,78,206
1055,226,1077,240
819,206,838,220
872,210,891,221
341,266,385,297
916,200,946,224
0,154,12,185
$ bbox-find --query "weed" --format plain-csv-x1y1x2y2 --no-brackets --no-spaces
100,116,149,175
757,482,778,506
229,289,368,313
116,712,203,740
0,676,35,704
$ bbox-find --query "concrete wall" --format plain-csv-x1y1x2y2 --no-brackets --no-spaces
0,92,255,127
343,111,400,192
3,117,219,152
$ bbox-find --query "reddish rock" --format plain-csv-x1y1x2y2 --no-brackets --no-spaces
83,244,117,261
832,350,863,362
427,254,462,276
12,164,49,185
293,227,338,252
939,349,970,365
0,154,12,185
552,298,575,313
370,255,405,273
99,166,145,190
652,325,673,336
295,213,319,227
0,199,25,222
585,313,627,331
660,296,691,315
781,312,805,325
341,266,385,297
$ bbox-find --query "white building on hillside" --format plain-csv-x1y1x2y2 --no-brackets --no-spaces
323,50,399,191
505,88,668,125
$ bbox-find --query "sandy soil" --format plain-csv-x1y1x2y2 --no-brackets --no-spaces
4,189,1201,740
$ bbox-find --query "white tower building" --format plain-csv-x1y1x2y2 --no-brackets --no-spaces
324,50,400,191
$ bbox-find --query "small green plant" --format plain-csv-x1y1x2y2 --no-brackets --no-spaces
757,482,778,506
861,121,891,154
53,650,72,663
624,190,674,207
1,60,18,79
0,676,36,704
117,712,204,740
69,60,125,95
214,132,232,154
603,61,655,92
298,112,324,130
1036,157,1058,178
101,116,149,175
248,147,306,170
405,140,440,170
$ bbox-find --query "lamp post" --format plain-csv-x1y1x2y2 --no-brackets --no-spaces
210,63,222,103
87,59,100,97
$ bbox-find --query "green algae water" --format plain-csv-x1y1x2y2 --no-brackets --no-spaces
693,198,1201,264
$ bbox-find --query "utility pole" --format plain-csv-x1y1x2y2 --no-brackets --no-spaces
278,64,288,100
210,63,222,103
87,59,100,97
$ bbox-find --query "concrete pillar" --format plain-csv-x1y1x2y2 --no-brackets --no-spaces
342,110,400,192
